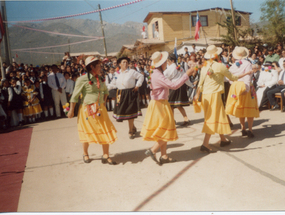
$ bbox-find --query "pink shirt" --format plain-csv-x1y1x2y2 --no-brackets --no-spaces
150,68,189,100
229,59,252,92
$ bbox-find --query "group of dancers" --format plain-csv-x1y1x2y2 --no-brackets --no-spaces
67,45,260,165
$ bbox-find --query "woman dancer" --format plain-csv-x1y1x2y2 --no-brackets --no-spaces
109,57,144,139
226,47,259,138
68,56,117,165
140,51,195,165
194,45,252,153
164,53,194,126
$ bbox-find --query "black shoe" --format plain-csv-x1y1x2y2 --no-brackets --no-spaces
220,140,231,147
83,155,91,163
247,130,255,138
200,145,216,153
18,120,24,126
241,130,248,137
145,149,158,163
129,132,135,139
181,121,190,126
101,156,117,165
159,156,176,165
270,104,280,111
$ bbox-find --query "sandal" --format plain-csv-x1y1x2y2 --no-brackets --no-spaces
101,156,117,165
181,121,190,126
129,131,134,139
145,149,158,163
200,145,216,153
159,156,177,165
132,126,137,133
83,155,91,163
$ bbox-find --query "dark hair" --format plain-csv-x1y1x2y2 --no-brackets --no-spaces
72,74,77,79
168,53,177,62
24,78,31,83
272,61,280,67
64,72,70,77
86,60,101,83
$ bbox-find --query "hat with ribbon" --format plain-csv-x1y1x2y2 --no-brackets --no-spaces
204,45,223,59
232,46,249,60
151,51,169,68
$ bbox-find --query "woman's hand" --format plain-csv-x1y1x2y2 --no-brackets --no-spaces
132,86,139,92
67,110,74,118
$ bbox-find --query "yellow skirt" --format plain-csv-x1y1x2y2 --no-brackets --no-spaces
225,81,259,118
23,103,42,117
77,104,117,144
140,100,178,142
202,92,231,135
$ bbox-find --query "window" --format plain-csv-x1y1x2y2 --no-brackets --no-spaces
152,21,159,39
192,15,208,27
226,16,241,26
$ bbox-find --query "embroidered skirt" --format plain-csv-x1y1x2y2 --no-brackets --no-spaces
225,81,259,118
113,88,142,122
202,92,232,135
140,100,178,142
168,84,190,107
77,104,117,144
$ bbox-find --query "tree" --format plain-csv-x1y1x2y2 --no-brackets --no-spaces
260,0,285,45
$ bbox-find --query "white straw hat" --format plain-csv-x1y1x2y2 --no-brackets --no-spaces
232,47,249,60
85,56,100,67
204,45,223,59
151,51,169,68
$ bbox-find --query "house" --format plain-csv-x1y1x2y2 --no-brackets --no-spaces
122,8,252,58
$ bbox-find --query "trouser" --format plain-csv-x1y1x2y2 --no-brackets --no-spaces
52,89,67,117
267,85,285,106
259,86,274,107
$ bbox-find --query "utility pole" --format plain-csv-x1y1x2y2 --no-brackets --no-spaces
230,0,237,41
68,38,70,53
98,4,107,57
1,1,11,65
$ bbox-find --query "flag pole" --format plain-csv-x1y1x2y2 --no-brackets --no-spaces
0,48,5,80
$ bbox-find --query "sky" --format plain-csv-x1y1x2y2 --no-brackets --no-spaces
4,0,267,25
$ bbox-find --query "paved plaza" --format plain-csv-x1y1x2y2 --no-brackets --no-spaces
3,105,285,212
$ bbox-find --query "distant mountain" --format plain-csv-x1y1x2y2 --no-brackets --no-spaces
2,19,144,65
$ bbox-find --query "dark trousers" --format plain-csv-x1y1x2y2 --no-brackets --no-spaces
267,85,285,106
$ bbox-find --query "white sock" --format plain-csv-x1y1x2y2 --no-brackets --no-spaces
37,113,41,118
44,110,48,117
49,108,54,116
111,100,115,109
18,113,23,121
106,102,110,110
32,117,35,122
29,118,32,123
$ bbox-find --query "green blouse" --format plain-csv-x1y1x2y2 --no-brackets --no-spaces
70,73,109,105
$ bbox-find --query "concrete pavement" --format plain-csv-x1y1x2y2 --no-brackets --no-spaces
17,105,285,212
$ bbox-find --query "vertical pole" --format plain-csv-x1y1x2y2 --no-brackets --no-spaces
98,4,107,57
0,48,5,80
189,12,192,38
230,0,237,41
68,38,70,53
1,1,11,65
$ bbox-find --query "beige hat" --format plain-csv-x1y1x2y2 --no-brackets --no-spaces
85,56,101,67
151,51,169,68
204,45,223,59
232,47,249,60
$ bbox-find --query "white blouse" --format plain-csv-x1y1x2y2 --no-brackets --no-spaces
108,68,144,90
257,69,278,88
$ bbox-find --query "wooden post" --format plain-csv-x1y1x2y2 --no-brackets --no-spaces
230,0,237,41
98,4,107,57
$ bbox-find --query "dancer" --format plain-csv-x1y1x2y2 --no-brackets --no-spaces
226,46,259,138
193,45,252,153
164,53,194,126
109,57,144,139
68,56,117,165
140,51,195,165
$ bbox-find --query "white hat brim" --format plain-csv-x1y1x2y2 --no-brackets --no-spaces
204,47,223,59
151,51,169,68
232,47,249,60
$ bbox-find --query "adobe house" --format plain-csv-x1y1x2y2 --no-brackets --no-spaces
132,8,252,57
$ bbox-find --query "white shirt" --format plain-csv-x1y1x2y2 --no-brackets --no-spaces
48,72,67,91
164,63,194,88
108,68,144,90
278,70,285,82
65,79,74,94
8,87,13,102
105,73,116,90
278,57,285,70
141,31,147,39
257,68,278,88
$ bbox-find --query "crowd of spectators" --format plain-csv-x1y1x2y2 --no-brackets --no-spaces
1,42,285,130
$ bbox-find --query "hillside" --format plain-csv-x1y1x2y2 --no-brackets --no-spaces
2,19,143,65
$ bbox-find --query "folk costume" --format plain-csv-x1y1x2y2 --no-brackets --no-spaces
70,57,117,145
198,46,239,136
226,58,259,118
109,58,144,122
22,84,43,117
164,63,194,108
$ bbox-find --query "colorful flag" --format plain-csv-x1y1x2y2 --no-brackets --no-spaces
16,53,19,58
0,11,5,44
195,12,202,41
